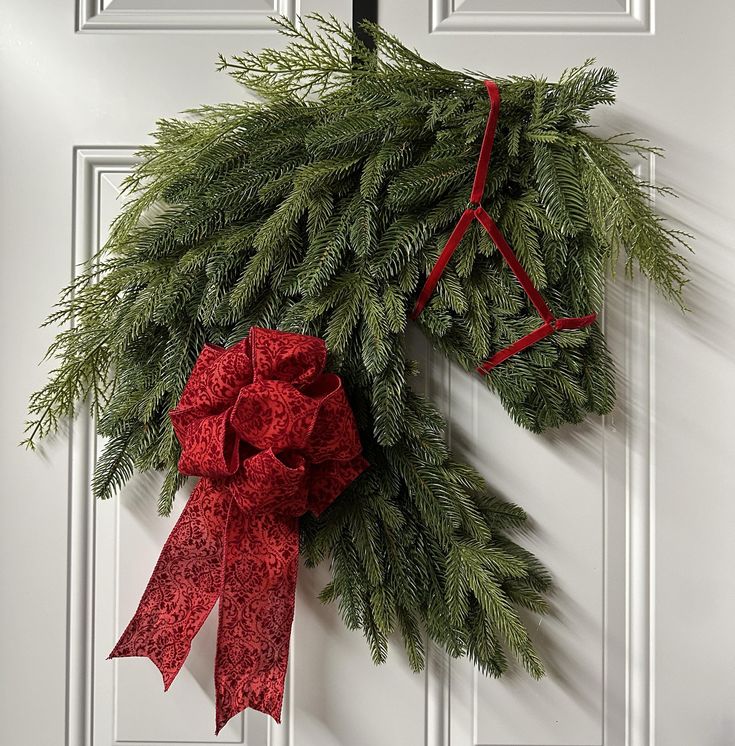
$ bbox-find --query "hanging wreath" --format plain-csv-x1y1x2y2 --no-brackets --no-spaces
25,15,690,732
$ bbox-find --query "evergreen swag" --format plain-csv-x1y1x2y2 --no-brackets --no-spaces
26,17,689,680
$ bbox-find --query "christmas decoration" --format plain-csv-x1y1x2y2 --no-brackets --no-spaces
109,327,367,731
25,14,690,723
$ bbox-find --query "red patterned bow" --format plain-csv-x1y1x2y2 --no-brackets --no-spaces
109,327,368,733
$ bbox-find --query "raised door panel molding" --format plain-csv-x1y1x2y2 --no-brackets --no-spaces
431,0,651,34
67,148,273,746
76,0,296,31
66,147,426,746
429,160,655,746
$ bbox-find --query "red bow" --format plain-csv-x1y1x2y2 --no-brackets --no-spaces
109,327,368,733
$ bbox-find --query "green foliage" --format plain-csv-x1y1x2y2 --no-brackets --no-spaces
25,16,689,681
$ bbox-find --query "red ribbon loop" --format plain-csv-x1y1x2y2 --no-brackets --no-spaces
109,327,368,733
412,80,597,372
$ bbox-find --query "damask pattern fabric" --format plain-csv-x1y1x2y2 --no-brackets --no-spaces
109,327,368,733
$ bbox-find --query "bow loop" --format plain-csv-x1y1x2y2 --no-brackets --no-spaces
304,375,364,463
177,342,253,414
250,326,326,386
230,380,319,452
230,449,308,515
172,410,240,479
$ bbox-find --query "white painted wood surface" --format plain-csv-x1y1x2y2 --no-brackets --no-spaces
1,2,734,745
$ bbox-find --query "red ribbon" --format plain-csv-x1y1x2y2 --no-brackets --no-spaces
109,327,368,733
411,80,597,372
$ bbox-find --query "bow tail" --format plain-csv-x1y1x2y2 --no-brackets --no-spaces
109,480,229,689
214,507,300,734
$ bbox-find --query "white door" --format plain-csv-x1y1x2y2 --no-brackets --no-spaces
1,3,733,746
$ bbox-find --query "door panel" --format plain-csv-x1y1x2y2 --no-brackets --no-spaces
429,0,650,33
78,0,297,31
414,277,641,746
